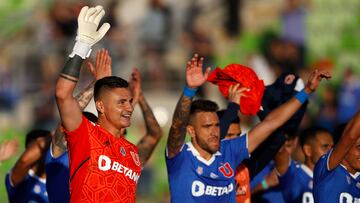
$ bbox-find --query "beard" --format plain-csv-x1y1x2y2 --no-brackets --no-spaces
195,136,219,154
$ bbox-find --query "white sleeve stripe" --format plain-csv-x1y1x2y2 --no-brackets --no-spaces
8,170,15,188
326,149,334,171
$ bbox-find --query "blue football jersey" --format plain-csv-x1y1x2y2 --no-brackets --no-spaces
314,150,360,203
5,169,48,203
278,160,314,203
45,146,70,203
166,134,249,203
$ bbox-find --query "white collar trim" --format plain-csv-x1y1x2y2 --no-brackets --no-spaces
340,164,360,179
300,164,313,178
28,169,46,184
186,142,221,166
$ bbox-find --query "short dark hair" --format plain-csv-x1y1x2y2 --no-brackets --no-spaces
217,109,240,124
83,111,98,123
94,76,129,101
25,129,50,148
190,99,219,115
299,126,331,147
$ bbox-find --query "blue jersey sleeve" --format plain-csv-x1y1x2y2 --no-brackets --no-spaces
45,144,69,165
222,134,249,168
314,149,333,182
278,160,298,201
5,173,15,199
165,145,186,175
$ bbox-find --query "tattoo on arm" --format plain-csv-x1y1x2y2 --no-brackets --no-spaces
75,80,95,111
53,80,95,153
167,95,192,158
137,95,162,165
53,127,67,153
60,55,84,82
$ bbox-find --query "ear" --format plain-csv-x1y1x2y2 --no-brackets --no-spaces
95,100,105,114
187,125,196,138
303,144,312,157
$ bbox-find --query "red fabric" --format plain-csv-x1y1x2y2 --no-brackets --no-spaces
207,64,264,115
235,164,251,203
65,116,142,203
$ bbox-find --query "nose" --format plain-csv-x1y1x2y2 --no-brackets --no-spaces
211,126,220,138
126,101,134,112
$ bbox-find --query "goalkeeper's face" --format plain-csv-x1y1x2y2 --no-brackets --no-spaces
96,87,134,129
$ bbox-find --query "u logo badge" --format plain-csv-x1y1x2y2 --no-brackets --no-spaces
219,162,234,178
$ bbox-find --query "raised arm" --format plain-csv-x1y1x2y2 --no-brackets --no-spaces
219,84,248,139
166,54,211,158
273,143,291,176
10,136,51,186
52,49,112,157
0,139,18,162
328,110,360,170
130,69,163,165
247,70,331,153
55,5,110,131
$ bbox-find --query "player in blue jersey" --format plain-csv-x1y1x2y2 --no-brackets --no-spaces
5,129,51,203
165,53,331,203
45,49,163,203
274,127,334,203
313,110,360,203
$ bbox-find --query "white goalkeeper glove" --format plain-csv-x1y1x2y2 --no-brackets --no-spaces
70,5,111,59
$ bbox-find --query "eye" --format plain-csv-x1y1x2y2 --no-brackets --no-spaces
118,99,127,105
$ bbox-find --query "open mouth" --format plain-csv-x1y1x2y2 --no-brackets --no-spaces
121,113,131,120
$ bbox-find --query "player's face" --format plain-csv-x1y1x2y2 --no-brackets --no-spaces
191,112,220,154
345,137,360,171
310,132,334,164
98,88,134,129
224,123,241,140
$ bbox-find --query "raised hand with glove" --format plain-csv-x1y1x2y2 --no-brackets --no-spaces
70,5,110,59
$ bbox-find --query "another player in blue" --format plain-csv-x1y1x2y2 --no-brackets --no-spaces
313,110,360,203
274,127,334,203
166,54,331,203
5,129,51,203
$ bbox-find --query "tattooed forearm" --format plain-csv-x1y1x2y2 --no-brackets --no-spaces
138,94,162,138
137,94,163,165
53,127,67,153
75,80,95,110
167,94,192,158
137,137,157,166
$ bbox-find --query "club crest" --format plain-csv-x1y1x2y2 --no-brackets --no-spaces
196,166,203,175
130,151,141,166
120,147,126,156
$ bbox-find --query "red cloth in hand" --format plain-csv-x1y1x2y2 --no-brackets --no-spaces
207,64,264,115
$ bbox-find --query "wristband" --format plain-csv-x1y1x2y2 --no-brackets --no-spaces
295,89,308,104
69,38,92,59
261,179,269,190
183,85,197,98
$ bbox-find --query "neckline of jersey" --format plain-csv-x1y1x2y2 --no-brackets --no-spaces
186,142,222,166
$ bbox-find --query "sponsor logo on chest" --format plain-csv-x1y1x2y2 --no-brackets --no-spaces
97,155,140,183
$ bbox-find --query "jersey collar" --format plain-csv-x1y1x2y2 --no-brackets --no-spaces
300,164,313,178
186,142,222,166
340,164,360,179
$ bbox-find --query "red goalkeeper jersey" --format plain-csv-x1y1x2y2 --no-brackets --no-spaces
66,116,142,203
